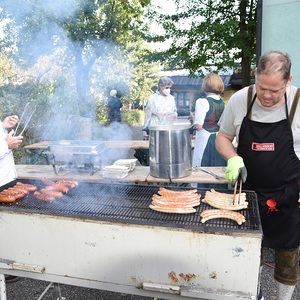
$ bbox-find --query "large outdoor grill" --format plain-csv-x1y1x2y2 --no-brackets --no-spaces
46,140,106,175
0,180,263,300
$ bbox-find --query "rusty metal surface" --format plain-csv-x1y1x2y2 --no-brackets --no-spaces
0,180,261,233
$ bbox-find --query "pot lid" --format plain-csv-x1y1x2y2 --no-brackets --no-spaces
149,124,191,131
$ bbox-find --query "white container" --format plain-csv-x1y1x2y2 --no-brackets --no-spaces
102,165,129,179
113,159,137,171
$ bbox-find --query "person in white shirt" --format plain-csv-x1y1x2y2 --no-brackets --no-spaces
0,114,23,186
191,72,226,168
143,76,177,139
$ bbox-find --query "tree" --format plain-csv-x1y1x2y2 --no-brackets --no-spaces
125,40,161,106
0,0,151,116
148,0,257,87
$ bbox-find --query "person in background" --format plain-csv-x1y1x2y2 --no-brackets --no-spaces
142,76,177,140
1,114,23,283
0,114,23,186
216,51,300,300
107,89,123,123
191,72,226,168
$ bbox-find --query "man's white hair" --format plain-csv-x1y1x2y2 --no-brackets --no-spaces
110,89,117,96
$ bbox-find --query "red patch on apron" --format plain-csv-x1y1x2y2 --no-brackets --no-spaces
266,199,280,213
252,143,275,151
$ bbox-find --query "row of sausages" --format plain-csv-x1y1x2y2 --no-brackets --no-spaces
0,182,38,203
34,178,79,201
0,178,79,203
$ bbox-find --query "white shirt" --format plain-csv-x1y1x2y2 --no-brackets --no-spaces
219,85,300,159
0,122,17,186
192,95,222,166
144,92,178,128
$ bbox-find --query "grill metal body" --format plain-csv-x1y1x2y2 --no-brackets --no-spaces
46,140,105,175
0,180,263,300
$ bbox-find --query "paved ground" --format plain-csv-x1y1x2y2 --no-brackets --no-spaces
3,121,300,299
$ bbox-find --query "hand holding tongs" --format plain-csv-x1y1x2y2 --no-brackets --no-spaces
14,102,36,136
233,175,243,205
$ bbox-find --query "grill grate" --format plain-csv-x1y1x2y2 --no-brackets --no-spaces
0,180,261,233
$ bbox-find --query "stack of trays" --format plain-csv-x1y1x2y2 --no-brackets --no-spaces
113,159,137,171
102,159,137,179
102,165,130,179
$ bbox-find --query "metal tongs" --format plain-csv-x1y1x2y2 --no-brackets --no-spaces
200,167,225,180
14,102,36,136
233,175,243,205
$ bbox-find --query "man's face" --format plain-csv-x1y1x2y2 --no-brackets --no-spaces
255,73,291,108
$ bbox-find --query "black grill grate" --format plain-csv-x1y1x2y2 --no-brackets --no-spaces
0,180,261,233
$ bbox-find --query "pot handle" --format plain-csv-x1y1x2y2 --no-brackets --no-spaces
142,127,150,135
189,125,196,135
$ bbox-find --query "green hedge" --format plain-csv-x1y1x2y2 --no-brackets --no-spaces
121,109,144,125
95,101,144,126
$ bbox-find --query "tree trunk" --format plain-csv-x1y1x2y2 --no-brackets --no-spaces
239,0,252,87
241,56,251,87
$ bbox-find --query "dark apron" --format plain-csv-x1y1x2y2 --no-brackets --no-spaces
201,96,226,168
237,93,300,249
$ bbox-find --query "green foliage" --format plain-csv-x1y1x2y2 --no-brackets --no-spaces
124,40,161,106
0,79,55,164
147,0,257,85
0,0,153,110
95,100,145,126
95,101,110,125
121,109,144,126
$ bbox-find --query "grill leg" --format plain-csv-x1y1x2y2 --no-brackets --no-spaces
54,283,66,300
37,282,66,300
37,282,53,300
0,274,7,300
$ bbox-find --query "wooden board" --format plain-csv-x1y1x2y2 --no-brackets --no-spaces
24,139,195,151
15,165,150,183
16,165,227,185
146,167,227,184
24,140,149,150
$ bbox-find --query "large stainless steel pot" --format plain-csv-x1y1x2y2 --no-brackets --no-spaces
149,124,192,178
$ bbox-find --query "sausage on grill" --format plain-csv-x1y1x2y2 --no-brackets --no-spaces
40,189,64,198
16,182,38,192
0,194,17,203
45,184,69,193
34,191,55,202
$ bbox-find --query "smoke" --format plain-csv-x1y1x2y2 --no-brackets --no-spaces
0,0,77,22
99,122,133,166
0,0,137,167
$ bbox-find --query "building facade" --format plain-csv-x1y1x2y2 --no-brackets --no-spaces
170,74,245,116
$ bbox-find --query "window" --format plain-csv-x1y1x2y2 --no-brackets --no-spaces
173,92,190,108
173,92,190,116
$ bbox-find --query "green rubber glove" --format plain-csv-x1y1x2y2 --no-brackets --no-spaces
226,156,247,186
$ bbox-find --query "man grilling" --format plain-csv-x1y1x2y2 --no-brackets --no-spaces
216,51,300,300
